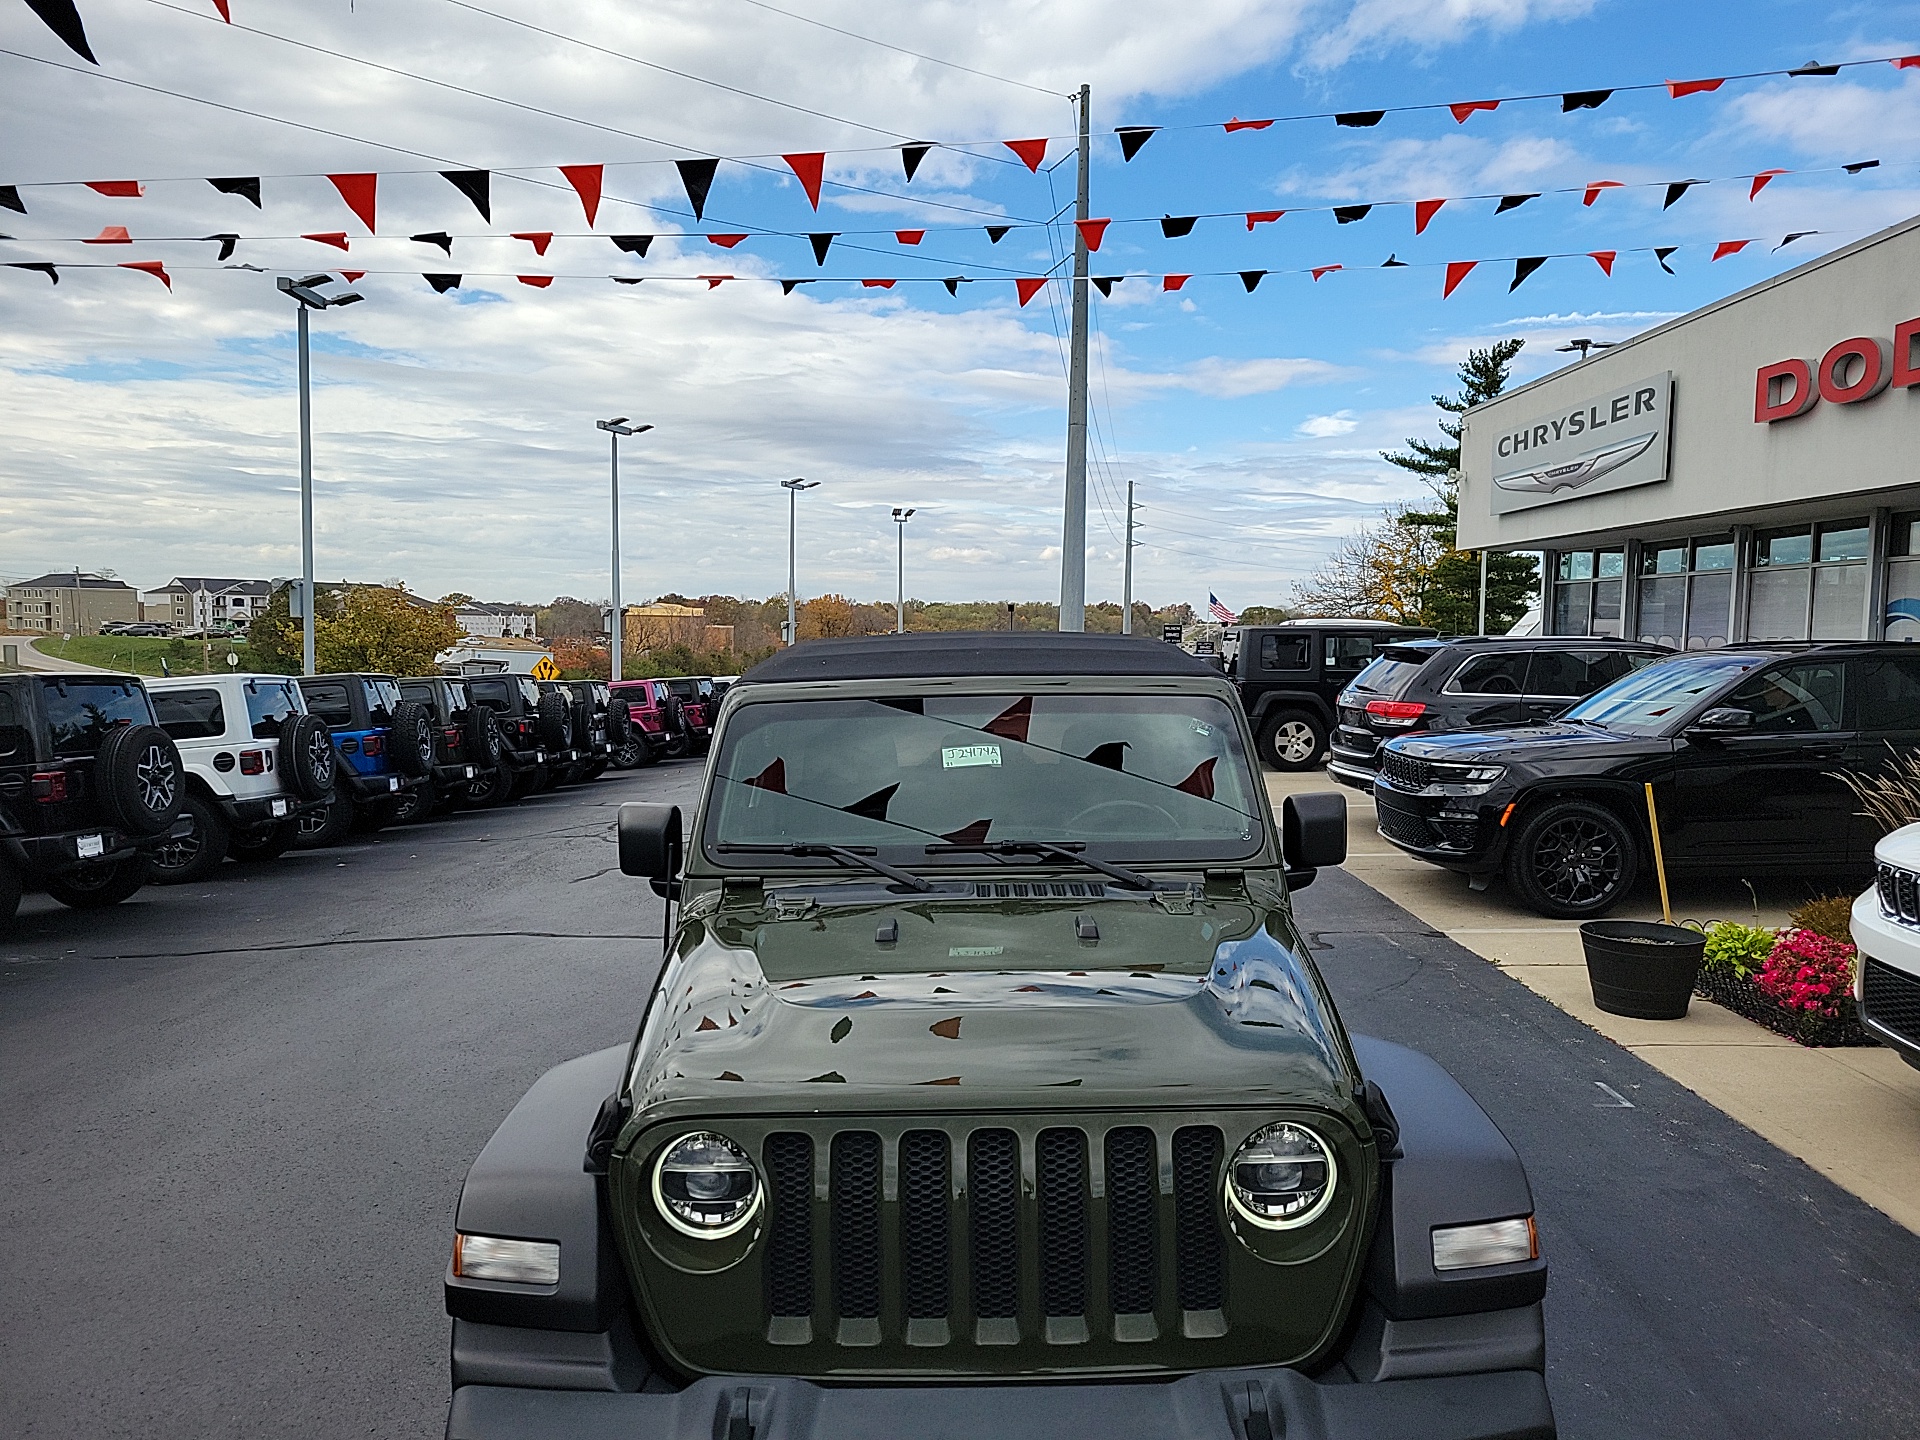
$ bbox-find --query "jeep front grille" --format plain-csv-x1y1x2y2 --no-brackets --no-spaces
1379,750,1432,791
1877,863,1920,926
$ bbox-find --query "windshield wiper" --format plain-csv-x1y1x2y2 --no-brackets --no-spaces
924,840,1156,892
716,843,933,892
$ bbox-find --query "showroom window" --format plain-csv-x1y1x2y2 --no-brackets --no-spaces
1888,513,1920,643
1552,549,1625,637
1747,520,1869,641
1636,535,1734,650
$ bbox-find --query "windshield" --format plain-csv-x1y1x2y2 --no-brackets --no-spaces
1562,653,1761,736
245,680,301,739
363,678,402,725
39,678,155,757
703,692,1263,869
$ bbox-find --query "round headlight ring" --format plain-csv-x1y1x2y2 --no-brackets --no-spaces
651,1131,763,1239
1225,1122,1337,1230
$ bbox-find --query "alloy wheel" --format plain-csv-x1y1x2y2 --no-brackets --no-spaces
136,744,178,814
306,731,335,788
1272,721,1317,764
1531,816,1623,907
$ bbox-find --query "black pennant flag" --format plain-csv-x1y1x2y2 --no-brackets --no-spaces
1777,231,1816,250
7,262,59,283
208,176,262,208
808,233,835,266
1115,126,1157,161
1495,193,1539,214
1,185,26,215
1092,276,1121,297
1510,256,1548,291
984,225,1010,243
900,144,931,182
1562,89,1612,111
204,233,239,261
1381,253,1407,267
1654,246,1678,275
843,785,899,822
942,277,969,296
611,235,653,255
612,276,644,284
677,158,720,221
424,273,462,293
1335,110,1385,127
1239,270,1266,292
1844,159,1880,174
411,231,454,255
24,0,96,63
1159,215,1197,238
441,170,491,222
1333,205,1372,224
1789,61,1840,76
1662,180,1704,210
780,279,813,295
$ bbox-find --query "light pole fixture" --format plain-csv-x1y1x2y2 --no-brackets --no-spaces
1556,338,1614,360
891,508,916,633
781,478,818,645
596,417,652,682
276,272,362,676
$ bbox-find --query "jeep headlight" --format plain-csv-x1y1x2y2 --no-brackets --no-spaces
1427,763,1505,797
1225,1123,1336,1229
652,1132,762,1238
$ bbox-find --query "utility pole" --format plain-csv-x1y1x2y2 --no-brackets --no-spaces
781,478,817,644
1059,82,1091,632
891,508,915,632
1121,479,1138,633
1477,549,1490,636
597,418,651,682
277,273,361,676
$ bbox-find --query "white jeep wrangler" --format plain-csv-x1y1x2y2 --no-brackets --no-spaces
146,674,338,882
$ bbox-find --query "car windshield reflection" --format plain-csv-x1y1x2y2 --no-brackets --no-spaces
1562,653,1761,735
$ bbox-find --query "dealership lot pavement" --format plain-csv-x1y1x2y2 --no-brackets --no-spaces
5,769,1919,1438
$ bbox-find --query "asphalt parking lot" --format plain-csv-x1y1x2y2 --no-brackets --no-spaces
5,766,1919,1439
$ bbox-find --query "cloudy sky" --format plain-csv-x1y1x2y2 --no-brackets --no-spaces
4,0,1919,612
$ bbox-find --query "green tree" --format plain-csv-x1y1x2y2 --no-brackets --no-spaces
318,587,460,676
1383,339,1539,633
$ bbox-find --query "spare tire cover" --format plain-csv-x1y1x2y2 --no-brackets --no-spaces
390,700,435,778
96,723,184,836
606,697,633,744
464,702,502,766
280,712,337,801
535,691,573,749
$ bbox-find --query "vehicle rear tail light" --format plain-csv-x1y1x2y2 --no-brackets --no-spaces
239,750,266,775
1432,1216,1537,1271
1365,700,1427,728
30,771,68,802
361,735,384,756
444,727,461,742
453,1233,560,1285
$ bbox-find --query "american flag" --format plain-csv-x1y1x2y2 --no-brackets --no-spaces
1208,593,1237,624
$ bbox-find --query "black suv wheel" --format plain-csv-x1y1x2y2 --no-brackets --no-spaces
1259,710,1325,771
1505,798,1640,918
44,856,151,910
535,692,573,750
390,701,436,779
96,724,184,835
293,780,355,849
151,792,230,884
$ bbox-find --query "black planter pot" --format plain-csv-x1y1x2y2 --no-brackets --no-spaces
1579,920,1706,1020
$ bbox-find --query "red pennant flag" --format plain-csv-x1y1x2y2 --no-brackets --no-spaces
1245,210,1283,230
861,278,897,289
1749,169,1787,199
1588,250,1616,275
1712,239,1754,261
1666,77,1726,98
303,232,350,250
1442,260,1477,298
120,260,170,289
340,270,365,282
1162,274,1190,292
1015,277,1047,306
894,229,925,245
511,231,553,255
782,152,825,209
700,275,731,288
84,226,132,244
212,0,230,18
327,173,377,233
706,234,748,248
1582,180,1623,206
560,164,603,227
1414,198,1445,235
1896,55,1920,69
1310,264,1342,281
517,275,553,287
1449,100,1500,123
1223,117,1274,132
1075,217,1111,251
86,180,144,197
1004,138,1048,172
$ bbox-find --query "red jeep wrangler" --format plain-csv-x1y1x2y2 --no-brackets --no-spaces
607,679,692,768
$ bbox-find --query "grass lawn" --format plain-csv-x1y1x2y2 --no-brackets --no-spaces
30,634,272,677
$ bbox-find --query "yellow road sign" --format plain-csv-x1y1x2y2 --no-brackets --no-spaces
530,655,560,680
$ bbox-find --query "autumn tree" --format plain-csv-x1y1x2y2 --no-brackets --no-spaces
1292,506,1449,624
318,587,460,676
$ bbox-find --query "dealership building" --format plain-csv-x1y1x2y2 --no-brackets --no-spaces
1460,213,1920,646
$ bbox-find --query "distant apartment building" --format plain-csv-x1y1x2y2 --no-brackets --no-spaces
453,601,538,639
5,572,139,635
152,577,274,631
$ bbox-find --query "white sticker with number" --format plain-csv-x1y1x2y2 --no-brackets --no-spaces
942,744,1002,769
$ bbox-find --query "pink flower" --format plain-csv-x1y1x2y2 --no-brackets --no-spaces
1755,930,1856,1020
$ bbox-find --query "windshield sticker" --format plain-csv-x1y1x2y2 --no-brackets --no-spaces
949,946,1005,957
1192,722,1215,737
943,744,1002,769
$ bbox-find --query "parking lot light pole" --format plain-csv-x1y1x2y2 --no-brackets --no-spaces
781,478,818,645
891,507,915,632
596,418,652,681
276,273,362,675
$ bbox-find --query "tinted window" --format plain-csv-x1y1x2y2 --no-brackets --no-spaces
1853,655,1920,732
1525,649,1647,698
0,688,29,761
399,681,439,720
1259,634,1310,670
1723,661,1846,734
1562,653,1759,736
245,681,300,739
469,678,512,711
1346,650,1431,698
364,679,402,726
1324,635,1378,671
517,677,542,707
39,679,155,757
445,681,470,716
1448,652,1530,696
301,682,354,727
153,688,226,740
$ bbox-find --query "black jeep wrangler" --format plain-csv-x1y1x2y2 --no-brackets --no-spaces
398,676,503,815
293,674,436,846
465,673,574,799
1229,621,1437,771
539,679,626,785
0,671,191,925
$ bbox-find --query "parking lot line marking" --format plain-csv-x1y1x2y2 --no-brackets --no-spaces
1593,1082,1635,1108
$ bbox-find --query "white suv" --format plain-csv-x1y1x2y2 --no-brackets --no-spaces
1854,821,1920,1071
146,674,338,882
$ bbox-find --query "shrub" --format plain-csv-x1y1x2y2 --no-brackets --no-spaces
1788,894,1855,945
1701,921,1776,979
1753,929,1858,1020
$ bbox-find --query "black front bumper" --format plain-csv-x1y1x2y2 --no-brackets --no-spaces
448,1367,1552,1440
1372,784,1502,871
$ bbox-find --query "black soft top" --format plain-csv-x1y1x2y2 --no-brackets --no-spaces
741,631,1219,684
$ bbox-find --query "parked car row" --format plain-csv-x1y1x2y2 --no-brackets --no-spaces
0,666,722,925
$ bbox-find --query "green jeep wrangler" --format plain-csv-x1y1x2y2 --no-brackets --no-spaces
443,634,1553,1440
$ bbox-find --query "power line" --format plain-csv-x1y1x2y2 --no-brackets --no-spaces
724,0,1068,98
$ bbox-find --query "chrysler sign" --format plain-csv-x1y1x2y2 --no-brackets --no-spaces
1490,372,1671,514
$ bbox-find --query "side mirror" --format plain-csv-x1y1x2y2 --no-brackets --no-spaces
1688,706,1753,736
618,802,683,898
1282,791,1347,889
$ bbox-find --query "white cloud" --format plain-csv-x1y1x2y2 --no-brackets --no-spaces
1304,0,1597,68
1296,409,1359,436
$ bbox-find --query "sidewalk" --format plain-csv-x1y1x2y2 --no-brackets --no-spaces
1270,769,1920,1235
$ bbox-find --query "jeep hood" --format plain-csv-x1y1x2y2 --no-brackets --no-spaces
1393,720,1665,764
